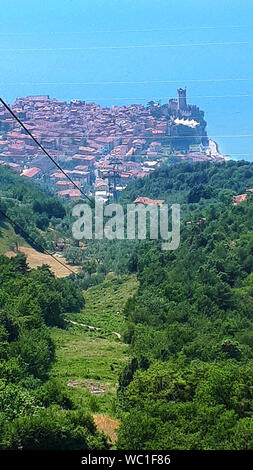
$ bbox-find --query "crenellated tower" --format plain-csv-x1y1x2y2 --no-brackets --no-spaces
177,87,187,111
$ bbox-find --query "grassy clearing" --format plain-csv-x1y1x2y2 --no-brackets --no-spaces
50,274,138,418
6,246,79,278
67,273,138,336
1,220,77,278
50,326,128,416
0,216,78,277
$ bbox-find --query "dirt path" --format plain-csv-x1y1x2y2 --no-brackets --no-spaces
65,318,121,339
93,414,120,444
112,331,121,339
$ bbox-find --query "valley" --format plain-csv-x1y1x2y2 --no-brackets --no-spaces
50,274,138,444
1,158,253,450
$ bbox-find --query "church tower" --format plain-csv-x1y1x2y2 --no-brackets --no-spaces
177,87,187,111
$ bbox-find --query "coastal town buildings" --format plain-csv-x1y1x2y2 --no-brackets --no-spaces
0,90,227,200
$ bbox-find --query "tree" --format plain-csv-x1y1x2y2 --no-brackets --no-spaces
2,407,109,450
9,328,55,379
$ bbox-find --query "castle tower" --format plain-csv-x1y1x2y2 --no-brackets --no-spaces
177,88,187,111
168,98,178,114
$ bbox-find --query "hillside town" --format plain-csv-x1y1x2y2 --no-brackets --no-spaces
0,89,227,201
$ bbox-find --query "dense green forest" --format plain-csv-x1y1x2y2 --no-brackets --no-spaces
0,167,109,449
120,159,253,207
0,165,66,251
1,160,253,449
76,160,253,280
116,161,253,449
0,254,109,449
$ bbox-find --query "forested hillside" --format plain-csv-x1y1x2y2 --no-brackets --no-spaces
117,163,253,449
0,167,109,449
0,254,110,449
120,160,253,209
1,160,253,450
0,165,66,252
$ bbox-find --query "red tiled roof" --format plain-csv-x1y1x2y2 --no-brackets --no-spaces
21,167,41,178
56,180,69,186
51,171,66,178
72,154,95,161
136,172,148,178
134,196,164,206
57,189,81,198
74,165,89,171
233,194,247,206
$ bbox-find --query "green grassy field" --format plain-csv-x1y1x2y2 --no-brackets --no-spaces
67,273,138,336
50,274,138,416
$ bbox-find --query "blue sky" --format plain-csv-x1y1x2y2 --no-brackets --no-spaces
0,0,253,158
